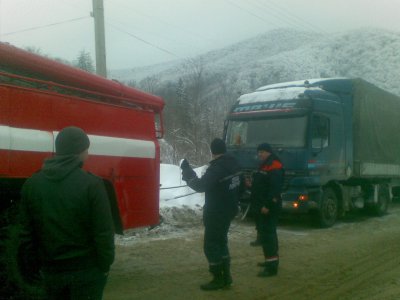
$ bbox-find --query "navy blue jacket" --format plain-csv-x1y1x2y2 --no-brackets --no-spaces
182,154,241,218
251,154,284,213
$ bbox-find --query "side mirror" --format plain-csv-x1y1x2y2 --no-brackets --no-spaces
312,137,324,155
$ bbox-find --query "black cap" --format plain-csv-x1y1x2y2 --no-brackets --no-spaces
257,143,273,153
210,138,226,155
55,126,90,155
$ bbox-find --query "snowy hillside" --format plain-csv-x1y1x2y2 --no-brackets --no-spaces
110,27,400,166
110,28,400,96
110,28,318,83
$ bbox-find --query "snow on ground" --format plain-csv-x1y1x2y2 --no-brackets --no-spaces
116,164,207,244
158,164,207,229
159,163,205,209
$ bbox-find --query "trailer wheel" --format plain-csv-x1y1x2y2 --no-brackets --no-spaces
369,184,390,216
315,188,338,228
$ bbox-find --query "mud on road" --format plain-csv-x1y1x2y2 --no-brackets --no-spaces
104,204,400,300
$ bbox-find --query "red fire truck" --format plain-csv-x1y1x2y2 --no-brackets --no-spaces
0,42,165,234
0,42,165,298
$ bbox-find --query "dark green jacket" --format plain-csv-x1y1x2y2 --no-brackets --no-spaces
19,155,115,272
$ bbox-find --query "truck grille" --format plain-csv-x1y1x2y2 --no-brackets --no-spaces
242,169,308,191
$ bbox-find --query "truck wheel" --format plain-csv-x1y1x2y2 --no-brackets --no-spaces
316,188,338,228
369,184,390,216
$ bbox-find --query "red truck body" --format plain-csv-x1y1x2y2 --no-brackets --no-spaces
0,42,165,233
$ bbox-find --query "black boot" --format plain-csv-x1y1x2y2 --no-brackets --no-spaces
257,261,267,267
200,264,225,291
222,257,232,287
257,260,279,277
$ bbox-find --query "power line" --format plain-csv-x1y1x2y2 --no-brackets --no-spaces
263,0,329,34
106,0,217,44
224,0,282,28
106,21,180,58
107,17,191,48
246,0,318,33
2,16,90,36
225,0,328,35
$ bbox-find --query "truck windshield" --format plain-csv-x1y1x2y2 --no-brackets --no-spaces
226,116,307,148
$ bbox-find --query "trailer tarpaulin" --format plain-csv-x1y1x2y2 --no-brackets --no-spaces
353,79,400,175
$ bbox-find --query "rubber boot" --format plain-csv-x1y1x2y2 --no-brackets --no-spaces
200,264,225,291
222,257,232,287
257,260,279,277
257,261,268,267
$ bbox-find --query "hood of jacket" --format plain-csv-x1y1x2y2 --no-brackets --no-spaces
41,154,83,181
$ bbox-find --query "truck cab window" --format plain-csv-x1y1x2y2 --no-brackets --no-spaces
312,114,330,149
226,116,307,148
228,122,248,145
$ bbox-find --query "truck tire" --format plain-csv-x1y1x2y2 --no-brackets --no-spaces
369,184,390,216
315,188,338,228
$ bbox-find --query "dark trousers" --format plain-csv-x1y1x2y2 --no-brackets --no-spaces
258,212,279,259
203,213,233,265
43,267,108,300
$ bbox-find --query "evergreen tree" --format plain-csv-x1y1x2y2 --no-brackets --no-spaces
74,50,95,73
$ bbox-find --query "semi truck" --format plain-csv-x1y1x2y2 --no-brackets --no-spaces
0,42,164,297
224,78,400,227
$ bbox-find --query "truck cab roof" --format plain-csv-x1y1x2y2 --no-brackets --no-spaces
237,78,356,106
255,78,353,93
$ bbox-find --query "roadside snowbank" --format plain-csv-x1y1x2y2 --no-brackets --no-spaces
116,164,206,244
159,164,206,230
159,163,205,208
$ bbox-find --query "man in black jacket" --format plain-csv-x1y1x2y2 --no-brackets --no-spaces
250,143,284,277
180,138,241,291
18,126,115,300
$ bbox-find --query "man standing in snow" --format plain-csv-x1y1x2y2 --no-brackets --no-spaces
180,138,241,291
18,126,115,300
250,143,284,277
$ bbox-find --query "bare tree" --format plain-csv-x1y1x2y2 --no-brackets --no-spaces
24,46,44,55
139,75,160,94
158,59,243,165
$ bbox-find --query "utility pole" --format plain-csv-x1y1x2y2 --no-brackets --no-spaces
92,0,107,77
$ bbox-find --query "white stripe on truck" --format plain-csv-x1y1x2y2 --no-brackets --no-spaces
1,126,54,152
87,134,155,159
0,125,155,159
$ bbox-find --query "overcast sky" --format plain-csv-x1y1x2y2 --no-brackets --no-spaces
1,0,399,70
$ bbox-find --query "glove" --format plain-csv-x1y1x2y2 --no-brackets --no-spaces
180,159,190,170
181,164,196,183
182,168,196,181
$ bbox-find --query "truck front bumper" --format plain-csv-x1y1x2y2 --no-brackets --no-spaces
281,189,319,213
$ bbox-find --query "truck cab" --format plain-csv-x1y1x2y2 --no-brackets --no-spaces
224,78,398,227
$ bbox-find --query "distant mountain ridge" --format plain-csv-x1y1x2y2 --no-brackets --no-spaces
110,28,400,96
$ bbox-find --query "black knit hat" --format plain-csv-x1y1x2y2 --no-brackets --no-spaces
257,143,273,153
55,126,90,155
210,138,226,155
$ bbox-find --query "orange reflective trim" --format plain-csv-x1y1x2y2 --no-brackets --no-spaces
261,160,283,172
